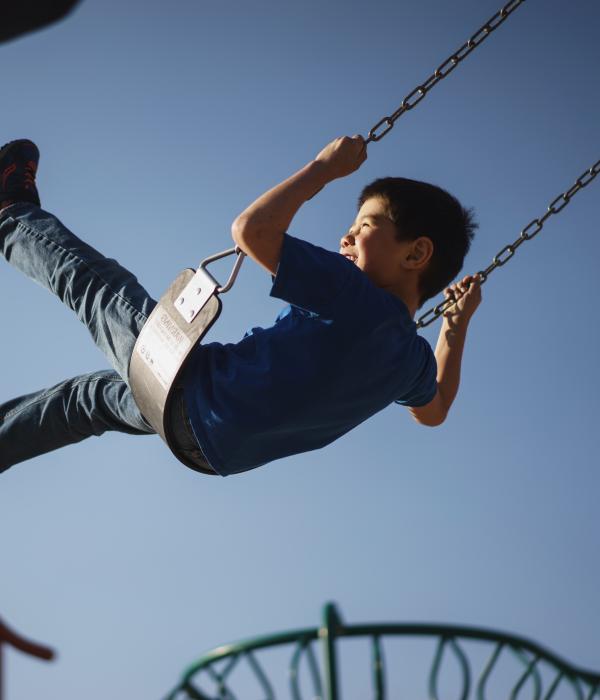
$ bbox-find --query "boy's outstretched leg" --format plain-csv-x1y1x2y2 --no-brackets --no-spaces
0,370,152,472
0,140,211,473
0,140,154,469
0,139,155,379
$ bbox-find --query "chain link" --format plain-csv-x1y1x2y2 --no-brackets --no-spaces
416,159,600,328
358,0,598,329
365,0,526,144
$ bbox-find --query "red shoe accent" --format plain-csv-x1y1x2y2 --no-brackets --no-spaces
24,160,37,190
2,163,16,190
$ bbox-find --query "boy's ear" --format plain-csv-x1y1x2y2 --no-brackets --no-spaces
405,236,434,270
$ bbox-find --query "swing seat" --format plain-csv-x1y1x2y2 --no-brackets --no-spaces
129,247,245,472
129,269,221,473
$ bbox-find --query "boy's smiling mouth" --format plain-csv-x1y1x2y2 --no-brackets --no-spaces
342,253,357,263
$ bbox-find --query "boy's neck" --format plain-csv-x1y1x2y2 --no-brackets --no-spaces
382,279,421,319
397,292,420,319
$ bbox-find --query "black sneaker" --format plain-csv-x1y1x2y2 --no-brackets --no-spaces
0,139,40,207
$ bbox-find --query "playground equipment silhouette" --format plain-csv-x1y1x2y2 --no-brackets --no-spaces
165,603,600,700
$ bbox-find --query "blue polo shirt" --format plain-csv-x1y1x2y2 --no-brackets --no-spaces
183,234,437,476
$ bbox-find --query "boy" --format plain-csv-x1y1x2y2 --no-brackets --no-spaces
0,136,481,476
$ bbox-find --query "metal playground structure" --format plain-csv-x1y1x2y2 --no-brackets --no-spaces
165,603,600,700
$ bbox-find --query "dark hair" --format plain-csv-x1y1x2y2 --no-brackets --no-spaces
358,177,477,306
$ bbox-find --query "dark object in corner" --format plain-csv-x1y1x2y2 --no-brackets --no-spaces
0,0,81,43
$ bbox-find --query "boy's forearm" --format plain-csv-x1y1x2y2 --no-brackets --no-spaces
231,136,367,273
434,316,470,415
232,160,331,244
231,159,332,273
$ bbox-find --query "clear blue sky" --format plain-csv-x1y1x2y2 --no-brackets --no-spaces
1,0,599,697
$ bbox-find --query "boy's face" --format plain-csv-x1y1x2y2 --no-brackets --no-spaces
339,196,407,288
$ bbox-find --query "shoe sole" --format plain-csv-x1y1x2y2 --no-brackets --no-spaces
0,139,39,159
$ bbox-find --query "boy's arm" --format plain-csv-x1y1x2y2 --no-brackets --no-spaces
409,275,482,427
231,136,367,274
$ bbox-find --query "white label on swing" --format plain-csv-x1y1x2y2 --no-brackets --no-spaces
135,308,192,389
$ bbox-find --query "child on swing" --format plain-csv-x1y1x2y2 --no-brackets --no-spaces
0,136,481,476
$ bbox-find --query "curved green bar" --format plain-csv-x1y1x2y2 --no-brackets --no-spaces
165,603,600,700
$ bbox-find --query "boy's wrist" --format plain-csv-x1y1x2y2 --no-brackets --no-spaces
441,314,470,335
308,159,337,188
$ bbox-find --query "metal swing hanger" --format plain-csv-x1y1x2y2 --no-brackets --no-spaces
174,246,246,324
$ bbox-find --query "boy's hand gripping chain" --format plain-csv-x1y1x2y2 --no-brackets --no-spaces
416,158,600,328
129,248,245,469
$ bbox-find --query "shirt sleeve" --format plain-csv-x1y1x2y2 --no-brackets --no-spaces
270,234,356,316
394,338,438,408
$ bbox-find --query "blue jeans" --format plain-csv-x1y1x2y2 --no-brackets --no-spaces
0,204,210,472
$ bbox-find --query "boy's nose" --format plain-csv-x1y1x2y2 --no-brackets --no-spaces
341,231,355,247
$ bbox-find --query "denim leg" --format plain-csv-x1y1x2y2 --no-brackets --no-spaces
0,370,153,472
0,203,160,469
0,203,156,380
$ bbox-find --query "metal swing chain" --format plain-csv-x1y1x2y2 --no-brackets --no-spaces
355,0,598,328
416,158,600,328
213,1,527,299
365,0,526,144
